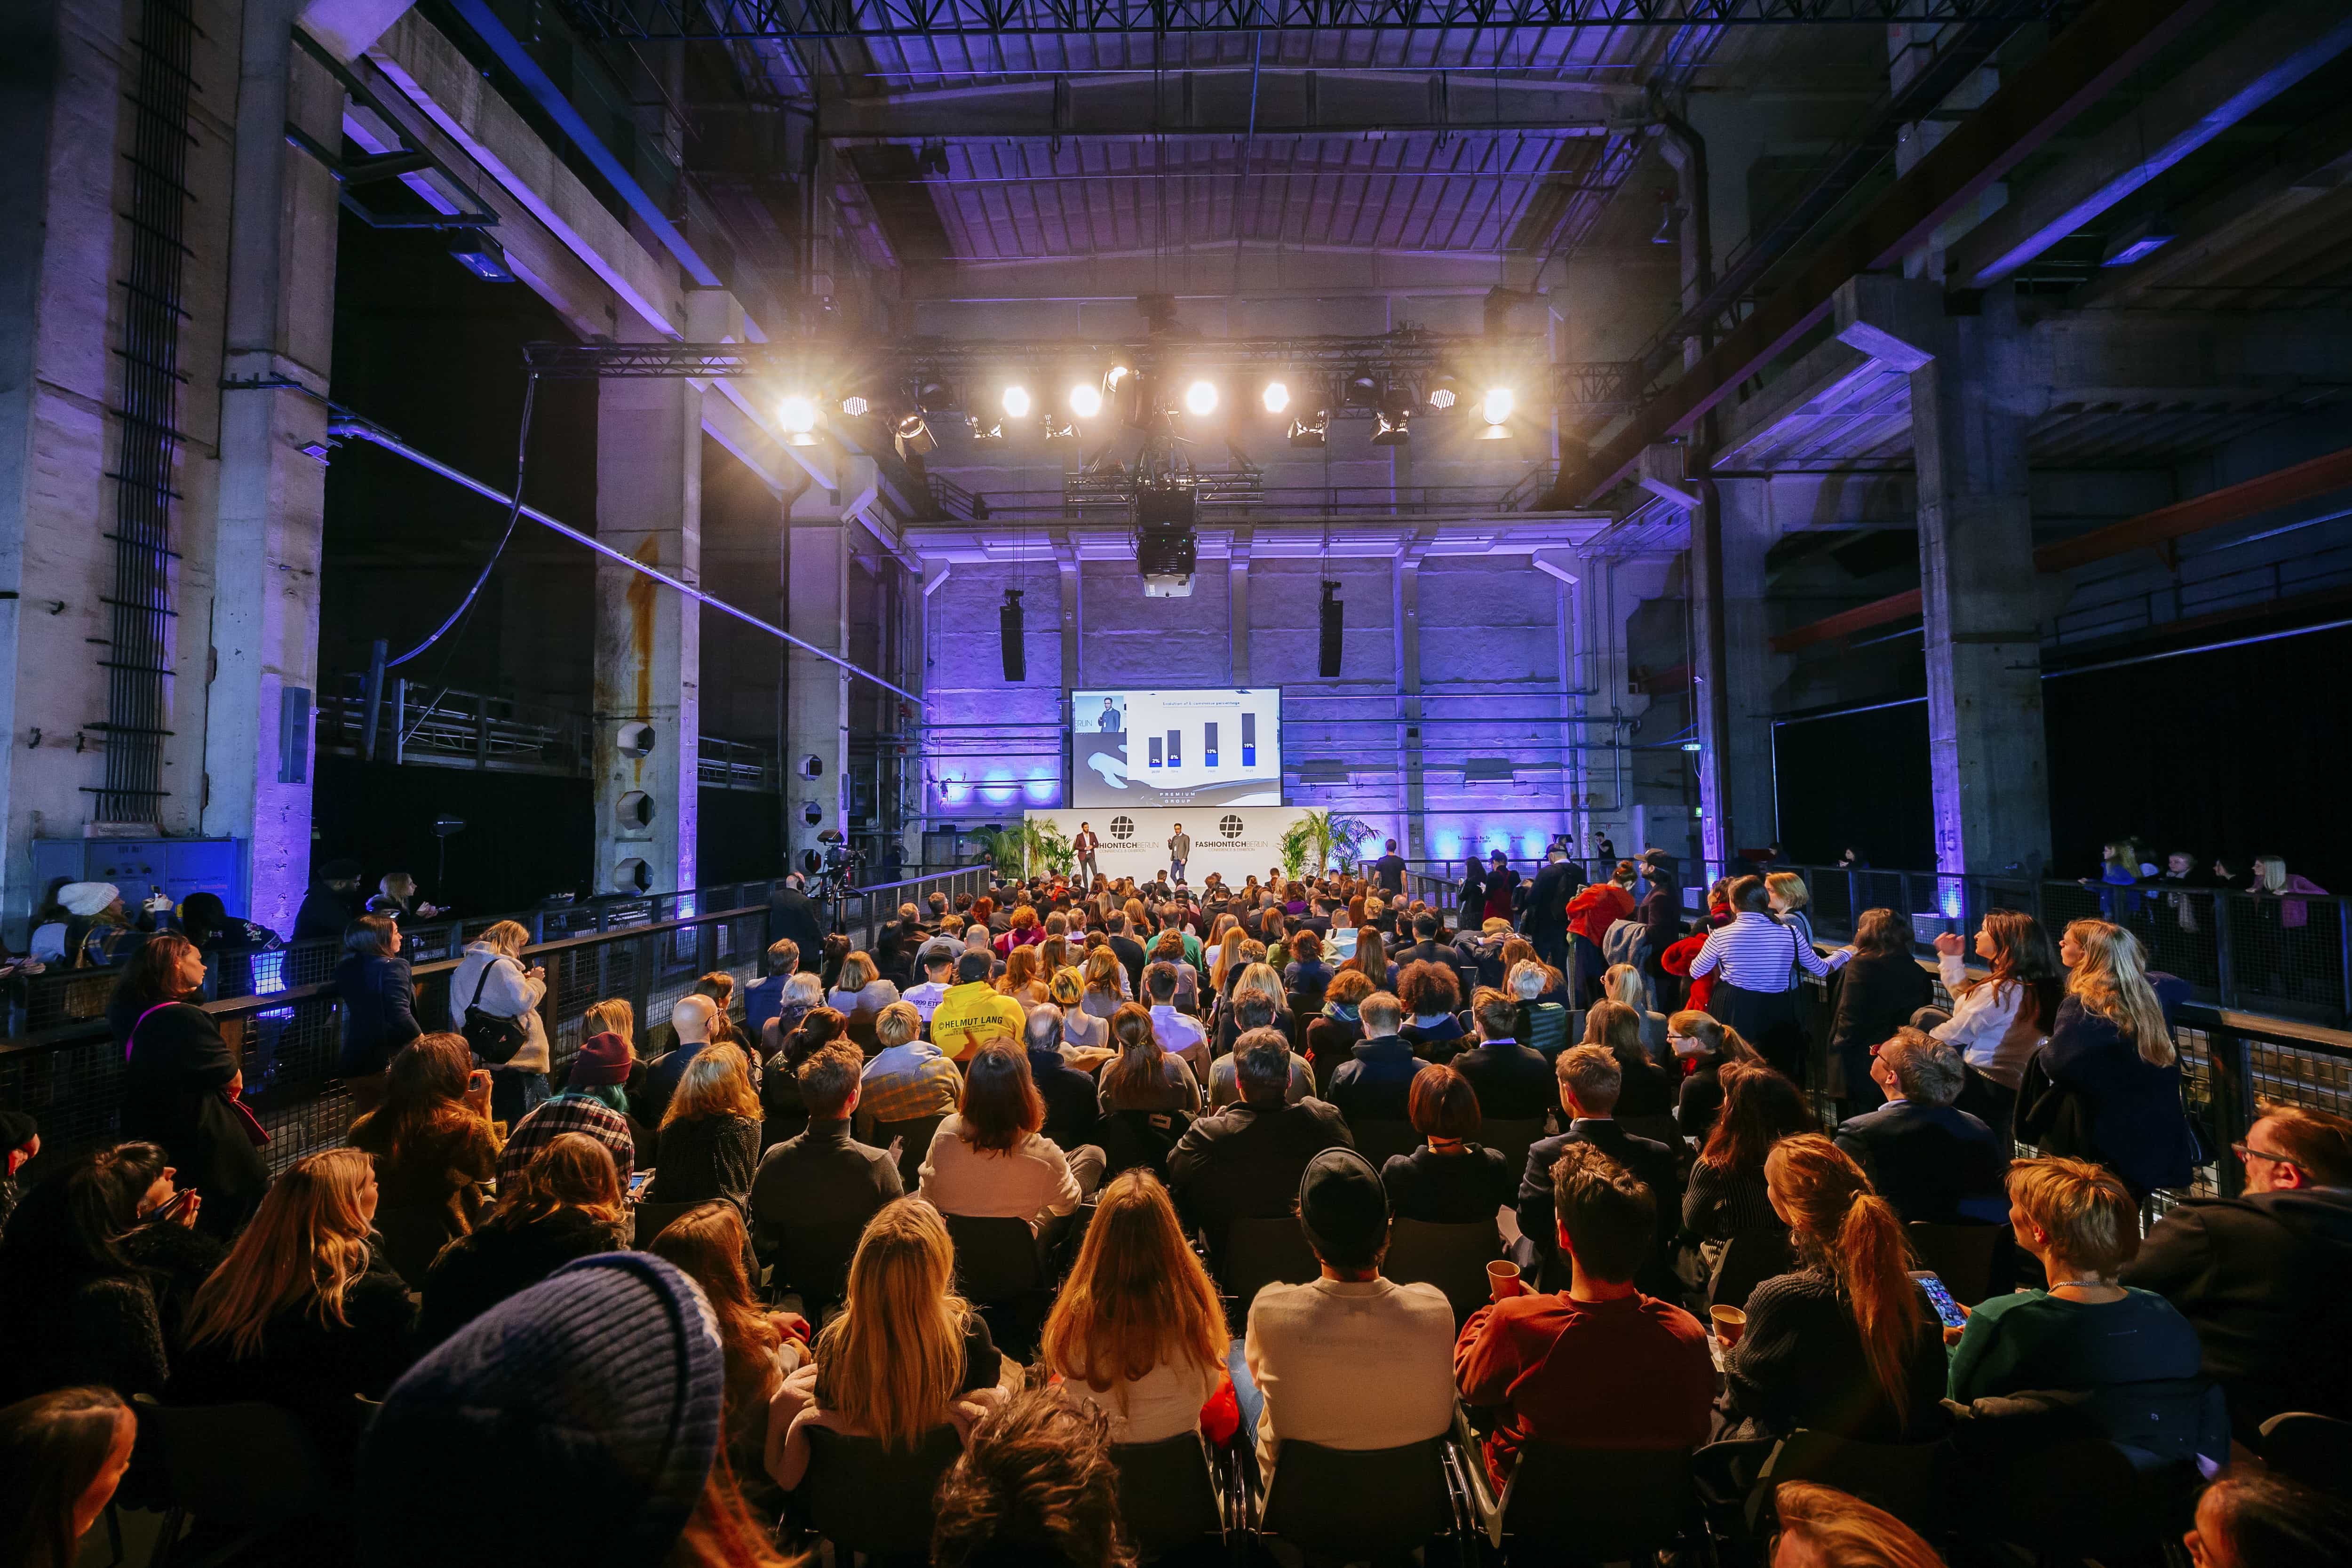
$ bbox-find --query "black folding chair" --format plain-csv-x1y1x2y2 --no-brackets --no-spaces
768,1216,868,1316
1480,1117,1548,1183
1750,1428,1952,1544
1906,1220,2004,1306
1218,1216,1321,1327
132,1395,333,1568
1114,1431,1245,1562
796,1424,965,1568
2261,1410,2352,1498
865,1113,946,1194
945,1213,1044,1303
1350,1119,1424,1169
629,1199,701,1247
1100,1107,1191,1181
1257,1436,1475,1567
1482,1440,1696,1565
1385,1219,1503,1328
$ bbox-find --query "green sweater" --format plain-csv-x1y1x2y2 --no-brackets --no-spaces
1946,1286,2204,1404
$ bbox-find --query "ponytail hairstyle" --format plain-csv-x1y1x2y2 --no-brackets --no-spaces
1101,1002,1163,1099
1764,1135,1923,1432
2064,919,2176,1067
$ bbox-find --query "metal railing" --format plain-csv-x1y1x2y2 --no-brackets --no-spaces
0,867,989,1174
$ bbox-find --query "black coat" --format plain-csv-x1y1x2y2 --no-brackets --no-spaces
1028,1045,1102,1153
1826,953,1935,1094
112,995,268,1238
1831,1100,2007,1226
1167,1099,1353,1267
334,953,423,1076
2037,998,2196,1193
1326,1035,1427,1124
418,1206,626,1349
1523,861,1580,937
1517,1118,1678,1295
766,886,826,956
292,885,356,943
1451,1040,1557,1122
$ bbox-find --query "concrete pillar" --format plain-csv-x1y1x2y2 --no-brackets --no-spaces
1842,278,2050,876
1227,528,1251,685
1057,534,1082,690
1715,477,1780,855
1392,540,1430,861
785,482,850,881
201,1,343,931
593,370,702,895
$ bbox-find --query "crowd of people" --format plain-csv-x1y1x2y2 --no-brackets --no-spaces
1,846,2350,1568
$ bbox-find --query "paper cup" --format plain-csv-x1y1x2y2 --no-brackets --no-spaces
1709,1305,1747,1347
1486,1259,1524,1301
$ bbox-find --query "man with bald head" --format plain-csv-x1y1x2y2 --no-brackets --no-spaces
638,993,723,1127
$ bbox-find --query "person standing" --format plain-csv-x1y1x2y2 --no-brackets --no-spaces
1687,876,1851,1086
1167,823,1192,884
1373,839,1408,898
1073,822,1101,883
110,936,269,1239
292,859,364,943
1522,848,1579,974
335,914,423,1119
1483,851,1522,923
448,921,550,1127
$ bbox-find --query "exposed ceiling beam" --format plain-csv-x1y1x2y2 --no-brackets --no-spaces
1554,0,2226,508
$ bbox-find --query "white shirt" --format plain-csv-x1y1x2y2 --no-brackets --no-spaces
1930,953,2035,1089
916,1118,1084,1231
902,979,951,1023
1150,1004,1209,1075
1057,1356,1224,1445
1244,1276,1457,1477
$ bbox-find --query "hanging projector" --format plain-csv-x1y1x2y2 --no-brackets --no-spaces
1134,482,1199,598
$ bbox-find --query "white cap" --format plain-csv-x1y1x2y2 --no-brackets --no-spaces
60,882,120,917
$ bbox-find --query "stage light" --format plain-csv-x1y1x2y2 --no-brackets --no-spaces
839,395,871,417
1482,388,1516,425
1343,372,1382,409
895,412,937,457
1184,380,1218,416
968,414,1006,443
1370,409,1409,446
1428,387,1457,411
1069,382,1103,418
1001,384,1032,419
1287,411,1329,449
1262,380,1290,414
779,395,820,443
915,378,954,412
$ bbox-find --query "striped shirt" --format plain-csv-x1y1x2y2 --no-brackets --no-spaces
1687,912,1845,993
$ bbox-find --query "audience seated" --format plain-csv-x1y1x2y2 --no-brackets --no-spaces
348,1033,501,1286
1325,988,1427,1124
1668,1010,1763,1140
901,943,957,1026
1681,1062,1815,1306
1457,1143,1713,1486
0,1146,179,1403
1144,961,1210,1077
1716,1135,1947,1444
1023,1006,1101,1152
932,948,1029,1063
827,948,902,1019
1509,959,1571,1060
496,1029,637,1187
1949,1156,2213,1461
169,1148,416,1465
1168,1033,1354,1274
917,1042,1105,1233
1097,1001,1205,1115
931,1383,1130,1568
743,938,802,1039
750,1042,902,1259
1832,1029,2009,1225
1208,987,1315,1108
1930,908,2064,1146
1301,967,1373,1091
766,1198,1004,1492
760,971,824,1057
1771,1480,1947,1568
2184,1472,2352,1568
1041,1170,1227,1442
1380,1063,1517,1226
1581,998,1677,1121
1050,966,1108,1052
2033,919,2197,1198
649,1044,763,1207
0,1384,138,1568
2123,1101,2352,1438
419,1132,628,1347
762,1003,846,1143
1518,1046,1678,1294
1450,986,1557,1121
1212,962,1295,1058
648,1202,808,1500
640,994,722,1129
858,1000,962,1125
1237,1148,1456,1479
1398,959,1468,1062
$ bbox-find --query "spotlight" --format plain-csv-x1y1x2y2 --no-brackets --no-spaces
1184,380,1218,416
1287,411,1329,449
1370,410,1409,446
1343,372,1382,409
1135,484,1199,598
1069,382,1103,418
1481,388,1516,426
1001,385,1032,419
1262,380,1290,414
967,414,1006,443
1044,419,1079,440
447,230,517,283
779,395,820,444
840,395,871,417
895,412,936,458
915,379,954,413
1426,374,1460,412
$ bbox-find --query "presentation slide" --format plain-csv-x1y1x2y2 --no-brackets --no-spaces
1072,687,1283,808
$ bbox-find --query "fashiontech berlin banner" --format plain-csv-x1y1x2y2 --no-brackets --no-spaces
1025,807,1318,890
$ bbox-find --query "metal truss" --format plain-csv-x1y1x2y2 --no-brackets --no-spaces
559,0,2045,41
521,338,1640,405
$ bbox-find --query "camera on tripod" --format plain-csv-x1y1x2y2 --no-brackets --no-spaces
810,829,865,898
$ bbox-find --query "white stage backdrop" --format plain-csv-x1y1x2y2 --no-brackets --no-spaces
1028,807,1311,888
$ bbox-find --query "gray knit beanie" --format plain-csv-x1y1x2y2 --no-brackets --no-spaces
356,1251,725,1567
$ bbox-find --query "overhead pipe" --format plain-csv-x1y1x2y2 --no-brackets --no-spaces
328,413,930,709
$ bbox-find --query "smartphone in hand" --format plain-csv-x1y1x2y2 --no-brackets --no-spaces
1909,1269,1968,1330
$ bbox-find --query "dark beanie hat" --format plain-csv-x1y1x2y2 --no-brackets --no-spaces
356,1252,723,1568
956,948,995,983
1296,1146,1389,1260
570,1030,633,1088
0,1107,35,1152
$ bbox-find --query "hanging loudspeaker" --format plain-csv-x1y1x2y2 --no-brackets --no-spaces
1319,581,1343,678
1000,589,1025,682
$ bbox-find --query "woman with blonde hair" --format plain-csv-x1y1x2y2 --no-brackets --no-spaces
1041,1170,1225,1442
347,1033,500,1286
1583,1001,1674,1120
1080,945,1128,1023
1210,924,1250,998
1098,1000,1202,1115
649,1202,808,1499
765,1197,1003,1490
1718,1134,1944,1444
449,918,549,1123
417,1131,628,1346
649,1045,763,1207
1770,1481,1947,1568
1668,1010,1762,1138
1599,961,1670,1059
1051,966,1108,1052
997,943,1049,1011
1216,961,1295,1055
170,1148,414,1453
583,996,635,1049
2037,919,2195,1197
826,949,901,1018
1765,872,1815,950
1947,1158,2209,1454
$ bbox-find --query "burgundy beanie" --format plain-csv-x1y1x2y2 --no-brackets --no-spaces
570,1030,632,1087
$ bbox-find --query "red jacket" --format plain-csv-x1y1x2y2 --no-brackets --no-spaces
1565,883,1635,947
1660,932,1715,1011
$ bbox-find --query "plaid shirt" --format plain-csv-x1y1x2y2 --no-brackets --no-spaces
497,1091,636,1188
858,1045,963,1124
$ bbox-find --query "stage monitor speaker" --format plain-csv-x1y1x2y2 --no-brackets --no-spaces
1319,581,1343,677
1000,589,1025,682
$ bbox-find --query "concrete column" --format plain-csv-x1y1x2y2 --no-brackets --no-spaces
1392,541,1430,860
1227,528,1251,685
1714,477,1780,855
1057,533,1082,690
1842,278,2050,877
201,1,342,931
593,370,702,895
785,481,850,880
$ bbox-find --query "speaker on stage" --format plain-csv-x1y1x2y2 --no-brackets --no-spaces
1000,589,1025,682
1319,580,1343,677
